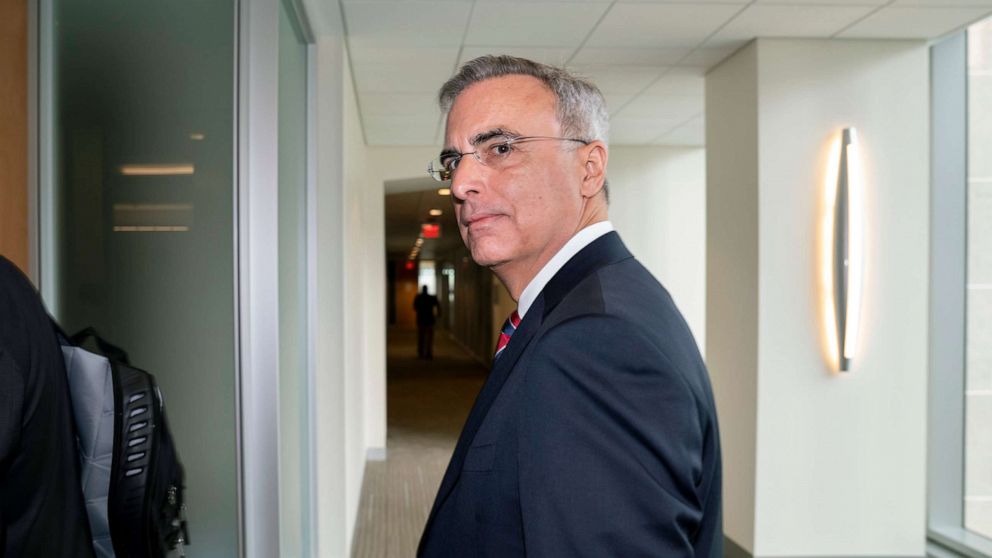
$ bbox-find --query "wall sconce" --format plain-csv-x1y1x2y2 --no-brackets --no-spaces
829,127,865,372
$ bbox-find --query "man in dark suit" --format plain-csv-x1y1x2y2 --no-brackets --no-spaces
419,56,722,557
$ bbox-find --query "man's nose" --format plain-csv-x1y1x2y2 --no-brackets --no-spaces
450,155,486,201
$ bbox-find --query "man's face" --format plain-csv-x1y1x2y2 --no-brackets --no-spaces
445,75,586,273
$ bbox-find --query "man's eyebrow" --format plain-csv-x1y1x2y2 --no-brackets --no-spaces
470,128,520,146
440,128,523,156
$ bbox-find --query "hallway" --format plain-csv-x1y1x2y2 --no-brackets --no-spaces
351,326,488,557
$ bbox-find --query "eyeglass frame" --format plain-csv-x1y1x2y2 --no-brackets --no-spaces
427,133,590,182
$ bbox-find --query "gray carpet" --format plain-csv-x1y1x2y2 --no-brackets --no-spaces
351,327,488,558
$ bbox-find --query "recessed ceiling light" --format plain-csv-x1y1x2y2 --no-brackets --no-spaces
437,188,451,196
429,209,442,216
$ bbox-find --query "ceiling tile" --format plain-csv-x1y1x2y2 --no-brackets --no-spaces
353,60,455,93
458,47,574,67
616,94,703,120
567,64,668,94
678,46,738,68
587,3,744,49
603,94,634,115
349,45,459,65
654,115,705,147
570,47,690,66
642,67,704,96
344,2,472,48
359,93,440,120
349,46,459,93
706,5,876,48
609,117,685,145
837,6,992,38
466,2,610,47
365,115,439,146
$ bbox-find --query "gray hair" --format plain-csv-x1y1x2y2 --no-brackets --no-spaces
439,55,611,200
438,55,610,145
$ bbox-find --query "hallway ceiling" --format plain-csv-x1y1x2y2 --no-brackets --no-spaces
338,0,992,147
384,184,463,260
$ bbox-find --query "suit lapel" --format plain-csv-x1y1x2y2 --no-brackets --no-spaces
420,232,634,548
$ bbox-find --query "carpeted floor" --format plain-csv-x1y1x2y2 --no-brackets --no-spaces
351,327,488,558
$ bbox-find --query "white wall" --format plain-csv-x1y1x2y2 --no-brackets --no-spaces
341,55,370,551
708,39,930,556
360,143,388,462
312,33,350,557
705,42,760,553
608,146,706,350
311,24,390,555
310,41,410,556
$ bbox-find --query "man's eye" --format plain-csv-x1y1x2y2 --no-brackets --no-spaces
489,142,514,157
441,157,459,171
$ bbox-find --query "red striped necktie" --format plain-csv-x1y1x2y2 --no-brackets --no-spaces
494,310,521,361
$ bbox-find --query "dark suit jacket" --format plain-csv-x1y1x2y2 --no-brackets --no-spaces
418,232,722,557
0,256,94,557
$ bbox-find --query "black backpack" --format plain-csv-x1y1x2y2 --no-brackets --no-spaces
59,327,190,557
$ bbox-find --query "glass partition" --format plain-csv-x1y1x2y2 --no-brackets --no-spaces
48,1,239,554
278,1,312,554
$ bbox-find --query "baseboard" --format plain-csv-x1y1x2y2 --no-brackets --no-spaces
725,536,752,558
366,446,387,461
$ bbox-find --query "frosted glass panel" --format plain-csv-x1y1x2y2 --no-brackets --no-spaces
50,1,239,555
278,2,311,555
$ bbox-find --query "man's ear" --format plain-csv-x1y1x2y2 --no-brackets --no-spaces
580,141,608,198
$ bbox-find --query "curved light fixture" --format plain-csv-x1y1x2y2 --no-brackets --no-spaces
831,127,865,372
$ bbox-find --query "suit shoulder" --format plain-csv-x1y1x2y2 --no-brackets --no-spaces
543,257,714,410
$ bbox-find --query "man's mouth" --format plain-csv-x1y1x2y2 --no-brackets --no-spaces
462,212,503,227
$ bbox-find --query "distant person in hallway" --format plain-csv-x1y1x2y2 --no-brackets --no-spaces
418,56,722,557
414,285,442,359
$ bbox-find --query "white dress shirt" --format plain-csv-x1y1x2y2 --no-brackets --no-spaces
516,221,615,319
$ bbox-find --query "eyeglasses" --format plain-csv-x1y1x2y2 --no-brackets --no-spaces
427,135,589,182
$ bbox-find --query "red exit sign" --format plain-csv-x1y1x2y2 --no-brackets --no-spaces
421,223,440,238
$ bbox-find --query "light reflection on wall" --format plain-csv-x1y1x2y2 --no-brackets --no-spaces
117,163,195,176
819,131,842,372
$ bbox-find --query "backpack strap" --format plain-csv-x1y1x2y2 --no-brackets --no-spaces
69,328,131,365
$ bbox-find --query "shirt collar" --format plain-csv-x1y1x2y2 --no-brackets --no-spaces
517,221,614,319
